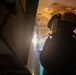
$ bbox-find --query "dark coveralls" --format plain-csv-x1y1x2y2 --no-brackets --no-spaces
40,21,76,75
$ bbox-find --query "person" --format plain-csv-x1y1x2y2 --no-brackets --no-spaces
40,12,76,75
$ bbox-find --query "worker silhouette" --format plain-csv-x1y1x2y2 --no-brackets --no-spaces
40,12,76,75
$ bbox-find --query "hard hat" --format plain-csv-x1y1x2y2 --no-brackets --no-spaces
62,12,76,24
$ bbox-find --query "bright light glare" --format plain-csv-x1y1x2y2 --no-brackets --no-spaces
32,33,38,45
39,49,43,51
32,73,34,75
49,35,52,39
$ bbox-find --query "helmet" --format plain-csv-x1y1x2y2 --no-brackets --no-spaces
62,12,76,23
47,12,76,32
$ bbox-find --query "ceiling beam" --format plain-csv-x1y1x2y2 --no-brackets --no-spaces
23,0,39,64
